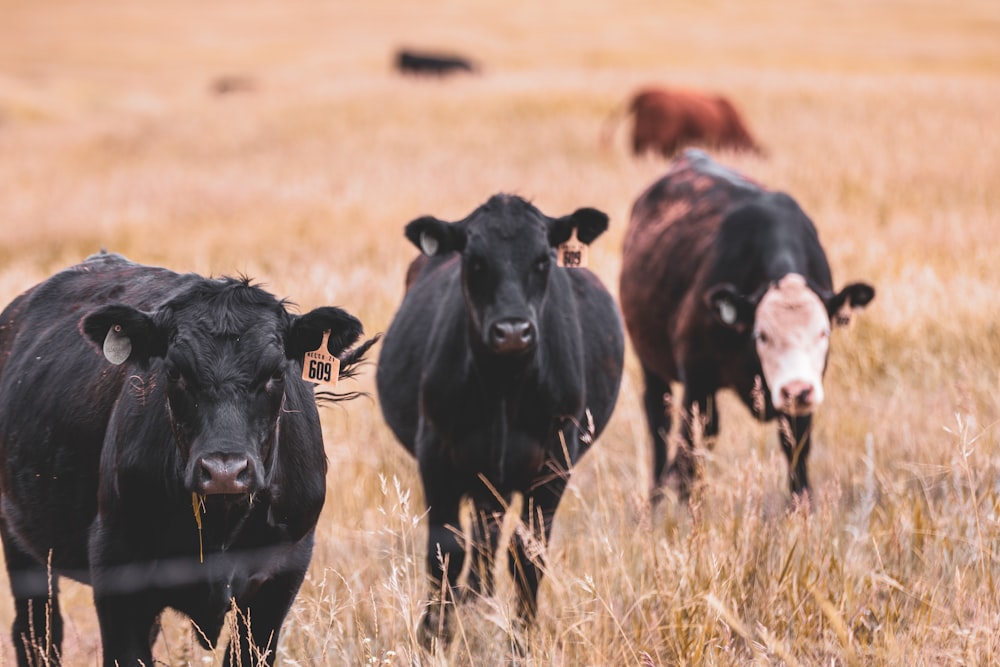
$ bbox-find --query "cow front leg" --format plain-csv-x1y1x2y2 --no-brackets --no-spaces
93,592,160,667
467,500,505,599
779,414,812,496
1,532,62,667
641,365,674,502
227,564,310,667
418,464,465,649
672,386,715,501
510,470,568,627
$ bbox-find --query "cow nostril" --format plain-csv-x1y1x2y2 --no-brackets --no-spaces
489,322,510,345
236,461,250,484
518,321,535,344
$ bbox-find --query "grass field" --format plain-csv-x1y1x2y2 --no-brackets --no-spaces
1,0,999,664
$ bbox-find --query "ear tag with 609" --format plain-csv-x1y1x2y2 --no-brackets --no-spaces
557,228,589,268
301,330,340,390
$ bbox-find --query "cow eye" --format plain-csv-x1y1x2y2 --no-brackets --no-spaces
754,330,768,345
166,367,182,384
533,255,550,273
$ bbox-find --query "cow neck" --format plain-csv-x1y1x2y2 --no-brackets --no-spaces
192,492,257,553
466,333,544,393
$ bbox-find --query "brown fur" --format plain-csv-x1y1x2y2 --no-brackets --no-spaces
620,150,874,499
620,151,762,392
608,87,764,158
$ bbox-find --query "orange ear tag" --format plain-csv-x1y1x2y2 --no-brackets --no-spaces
557,228,589,268
301,330,341,390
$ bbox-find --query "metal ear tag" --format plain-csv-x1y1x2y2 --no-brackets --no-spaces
718,301,737,326
103,324,131,365
419,231,439,257
557,228,589,268
301,330,340,390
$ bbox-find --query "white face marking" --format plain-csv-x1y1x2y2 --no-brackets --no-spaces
753,274,830,416
419,231,439,257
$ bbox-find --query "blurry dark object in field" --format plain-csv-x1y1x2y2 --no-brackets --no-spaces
620,149,874,502
210,74,256,95
395,48,478,76
604,86,764,157
377,194,624,648
0,251,373,667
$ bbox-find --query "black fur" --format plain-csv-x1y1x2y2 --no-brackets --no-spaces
0,252,371,666
377,195,624,645
394,48,477,76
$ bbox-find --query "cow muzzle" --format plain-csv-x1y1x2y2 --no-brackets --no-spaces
193,453,257,496
487,317,536,355
774,379,822,417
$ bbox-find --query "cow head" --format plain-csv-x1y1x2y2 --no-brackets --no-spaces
404,194,608,358
707,273,874,416
82,281,362,497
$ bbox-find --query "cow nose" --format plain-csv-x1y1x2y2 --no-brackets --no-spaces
779,381,815,414
488,318,535,354
196,454,253,495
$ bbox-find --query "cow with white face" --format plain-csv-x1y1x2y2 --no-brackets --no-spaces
620,149,874,500
752,274,830,414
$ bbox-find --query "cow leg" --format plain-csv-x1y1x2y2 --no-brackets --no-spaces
93,593,159,667
467,501,504,599
1,533,62,667
226,567,308,667
418,464,465,648
641,365,673,500
779,414,813,496
509,470,568,627
673,378,717,501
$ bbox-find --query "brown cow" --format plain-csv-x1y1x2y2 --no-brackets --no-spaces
620,149,873,501
605,86,764,158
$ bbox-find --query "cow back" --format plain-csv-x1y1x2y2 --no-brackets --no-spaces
0,254,194,568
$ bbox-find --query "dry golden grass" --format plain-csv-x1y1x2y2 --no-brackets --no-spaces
0,0,998,664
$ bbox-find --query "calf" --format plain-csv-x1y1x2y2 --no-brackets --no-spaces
619,149,874,500
0,252,373,666
377,194,624,645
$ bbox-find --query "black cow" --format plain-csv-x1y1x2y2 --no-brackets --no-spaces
619,149,874,501
0,252,373,666
394,48,478,76
377,195,624,645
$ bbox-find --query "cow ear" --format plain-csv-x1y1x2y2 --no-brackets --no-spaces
827,282,875,327
404,216,465,257
286,306,363,360
548,207,610,246
83,305,167,367
705,284,753,333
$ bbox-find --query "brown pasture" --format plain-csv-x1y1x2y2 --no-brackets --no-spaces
0,0,998,663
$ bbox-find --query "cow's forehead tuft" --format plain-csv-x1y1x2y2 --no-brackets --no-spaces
757,274,826,320
467,198,547,244
165,280,287,337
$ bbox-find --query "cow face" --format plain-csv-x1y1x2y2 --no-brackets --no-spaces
708,273,874,416
83,288,362,497
404,195,608,357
